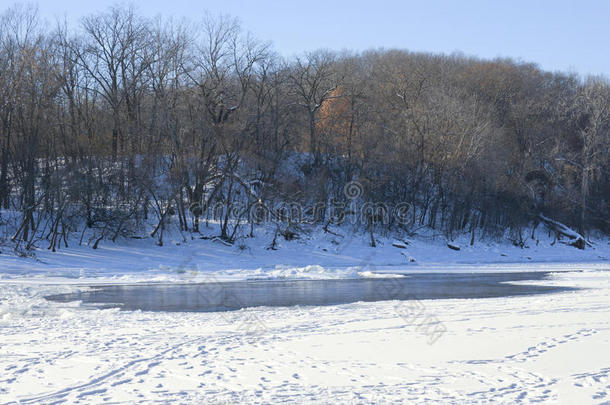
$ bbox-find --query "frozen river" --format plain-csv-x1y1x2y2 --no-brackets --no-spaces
1,268,608,403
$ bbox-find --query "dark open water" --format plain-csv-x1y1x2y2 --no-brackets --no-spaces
44,271,576,312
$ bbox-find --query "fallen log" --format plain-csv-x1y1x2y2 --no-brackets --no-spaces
538,214,587,249
447,242,461,251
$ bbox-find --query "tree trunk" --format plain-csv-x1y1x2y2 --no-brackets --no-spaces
579,165,588,237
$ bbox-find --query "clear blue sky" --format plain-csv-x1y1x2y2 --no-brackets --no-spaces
28,0,610,77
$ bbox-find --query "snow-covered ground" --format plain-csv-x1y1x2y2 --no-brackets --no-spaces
1,225,609,282
1,228,610,403
0,269,609,403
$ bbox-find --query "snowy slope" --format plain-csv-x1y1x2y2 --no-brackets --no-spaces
1,224,609,283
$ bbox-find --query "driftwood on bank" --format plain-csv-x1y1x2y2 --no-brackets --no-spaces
538,214,587,249
447,242,461,251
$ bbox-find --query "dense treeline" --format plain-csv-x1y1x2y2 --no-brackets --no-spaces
0,4,608,251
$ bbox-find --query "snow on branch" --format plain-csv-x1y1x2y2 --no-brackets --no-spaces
538,214,587,249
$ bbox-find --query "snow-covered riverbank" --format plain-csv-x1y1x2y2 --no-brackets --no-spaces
1,226,609,283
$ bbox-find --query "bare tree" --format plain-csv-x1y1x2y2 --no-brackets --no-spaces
288,50,343,162
565,78,610,241
75,5,149,158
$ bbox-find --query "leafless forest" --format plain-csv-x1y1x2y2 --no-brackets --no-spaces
0,4,608,251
